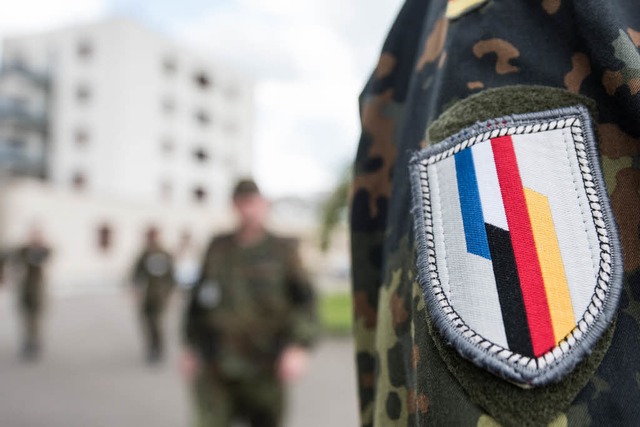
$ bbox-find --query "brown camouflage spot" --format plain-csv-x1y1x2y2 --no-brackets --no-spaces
603,70,625,96
628,27,640,47
406,389,417,414
417,393,430,413
542,0,561,14
473,39,520,74
354,290,378,328
375,53,397,79
611,168,640,272
564,53,592,93
390,292,409,328
352,89,396,218
411,344,420,370
416,18,449,71
603,70,640,96
599,124,640,159
467,81,485,90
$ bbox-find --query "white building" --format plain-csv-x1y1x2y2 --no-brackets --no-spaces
0,18,254,291
0,17,253,206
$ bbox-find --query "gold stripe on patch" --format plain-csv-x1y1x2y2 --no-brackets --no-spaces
445,0,488,19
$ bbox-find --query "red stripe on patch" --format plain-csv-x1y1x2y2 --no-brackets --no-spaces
491,136,555,357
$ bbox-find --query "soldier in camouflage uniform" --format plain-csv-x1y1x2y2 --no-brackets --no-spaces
132,227,176,363
181,179,318,427
1,227,52,360
352,1,640,426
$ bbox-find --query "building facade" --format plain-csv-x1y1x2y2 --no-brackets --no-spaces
0,19,254,291
0,17,253,207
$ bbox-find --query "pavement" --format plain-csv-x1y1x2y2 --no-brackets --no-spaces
0,291,359,427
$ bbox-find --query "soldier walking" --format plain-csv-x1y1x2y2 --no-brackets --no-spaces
132,226,176,364
180,179,318,427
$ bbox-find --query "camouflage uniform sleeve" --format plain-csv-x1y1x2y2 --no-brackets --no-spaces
131,251,147,287
283,238,319,348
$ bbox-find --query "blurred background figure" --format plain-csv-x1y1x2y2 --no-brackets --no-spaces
175,231,201,290
181,178,318,427
132,226,177,364
0,226,52,361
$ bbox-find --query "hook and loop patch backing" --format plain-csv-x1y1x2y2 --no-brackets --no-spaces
409,105,623,387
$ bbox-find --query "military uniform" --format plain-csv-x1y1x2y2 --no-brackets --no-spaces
132,245,176,361
14,245,51,358
352,1,640,426
183,232,317,427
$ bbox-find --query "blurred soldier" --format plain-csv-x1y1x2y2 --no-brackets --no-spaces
9,227,52,360
352,1,640,426
132,227,176,363
181,179,318,427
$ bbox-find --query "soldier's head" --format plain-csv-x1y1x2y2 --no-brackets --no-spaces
28,225,44,246
146,226,160,247
232,178,269,229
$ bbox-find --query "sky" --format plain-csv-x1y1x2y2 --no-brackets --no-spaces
0,0,404,197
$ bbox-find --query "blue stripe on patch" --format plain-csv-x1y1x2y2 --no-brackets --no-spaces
455,149,492,260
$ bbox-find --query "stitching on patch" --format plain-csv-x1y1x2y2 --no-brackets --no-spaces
411,107,618,381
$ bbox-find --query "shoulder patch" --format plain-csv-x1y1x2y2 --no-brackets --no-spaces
409,105,623,387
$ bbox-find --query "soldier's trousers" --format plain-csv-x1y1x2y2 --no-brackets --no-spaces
21,308,42,350
193,371,284,427
141,310,164,355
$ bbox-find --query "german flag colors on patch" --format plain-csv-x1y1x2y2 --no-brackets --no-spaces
410,106,623,387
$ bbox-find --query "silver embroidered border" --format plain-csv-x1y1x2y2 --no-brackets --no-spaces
409,105,623,387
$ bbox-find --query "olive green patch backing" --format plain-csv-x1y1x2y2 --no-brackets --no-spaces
423,85,615,426
426,85,597,145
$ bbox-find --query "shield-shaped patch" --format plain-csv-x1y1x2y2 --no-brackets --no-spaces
409,105,623,387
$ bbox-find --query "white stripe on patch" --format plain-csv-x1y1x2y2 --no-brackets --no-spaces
471,140,509,230
429,157,509,348
511,128,599,321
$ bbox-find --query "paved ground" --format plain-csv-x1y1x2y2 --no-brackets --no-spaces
0,290,358,427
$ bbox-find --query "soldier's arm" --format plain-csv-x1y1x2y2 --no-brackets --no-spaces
130,252,147,287
284,239,319,348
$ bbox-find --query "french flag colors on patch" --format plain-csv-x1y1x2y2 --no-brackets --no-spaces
411,106,623,386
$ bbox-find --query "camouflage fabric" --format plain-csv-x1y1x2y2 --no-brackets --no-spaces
193,371,284,427
15,245,51,313
183,232,317,427
351,1,640,426
132,246,176,314
132,245,176,358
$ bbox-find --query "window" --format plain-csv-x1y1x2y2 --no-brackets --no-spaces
75,128,89,147
97,223,113,252
193,186,207,203
77,39,93,59
194,72,211,89
195,109,211,126
193,147,209,163
163,57,177,75
76,84,91,104
72,171,86,190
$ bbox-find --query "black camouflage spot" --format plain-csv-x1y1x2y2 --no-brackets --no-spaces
350,189,388,232
628,269,640,302
369,244,383,270
388,342,407,387
386,392,402,420
363,156,384,173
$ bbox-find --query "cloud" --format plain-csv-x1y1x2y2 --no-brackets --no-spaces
173,0,404,198
0,0,107,39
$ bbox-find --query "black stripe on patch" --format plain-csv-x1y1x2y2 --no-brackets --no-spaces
485,223,534,357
